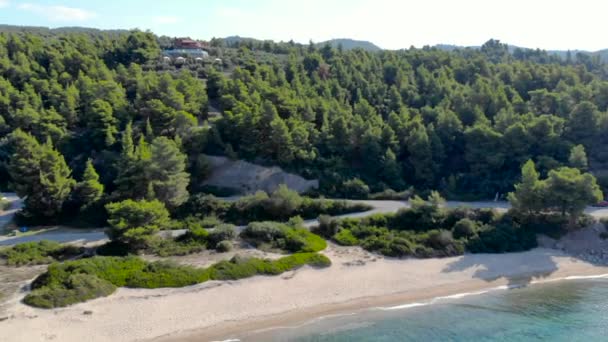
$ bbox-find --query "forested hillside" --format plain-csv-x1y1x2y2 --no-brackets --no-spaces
0,28,607,223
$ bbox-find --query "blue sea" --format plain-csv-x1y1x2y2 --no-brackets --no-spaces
241,277,608,341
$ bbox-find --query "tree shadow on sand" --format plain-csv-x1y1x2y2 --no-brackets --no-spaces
441,249,564,287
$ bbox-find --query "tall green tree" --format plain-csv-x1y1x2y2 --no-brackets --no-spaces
73,159,104,210
9,130,75,218
507,160,543,215
105,199,170,249
148,137,190,208
543,167,602,224
568,144,588,171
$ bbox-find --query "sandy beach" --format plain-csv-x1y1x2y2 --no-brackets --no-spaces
2,244,608,342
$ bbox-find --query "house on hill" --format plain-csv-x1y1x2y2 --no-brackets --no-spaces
174,38,202,49
162,37,209,62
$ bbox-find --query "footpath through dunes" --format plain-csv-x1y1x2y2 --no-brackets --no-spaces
2,197,608,246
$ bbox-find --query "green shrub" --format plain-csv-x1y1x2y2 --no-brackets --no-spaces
24,273,116,309
105,199,171,249
369,188,414,200
390,195,446,231
241,221,326,253
179,190,370,225
148,237,206,257
386,237,413,257
208,224,237,247
241,221,286,241
341,178,370,199
333,229,358,246
423,230,464,256
466,224,537,253
314,215,340,238
262,185,304,218
177,194,230,218
452,218,479,239
216,240,233,252
26,253,331,308
0,240,83,266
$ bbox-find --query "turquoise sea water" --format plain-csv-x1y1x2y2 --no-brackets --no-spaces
243,278,608,341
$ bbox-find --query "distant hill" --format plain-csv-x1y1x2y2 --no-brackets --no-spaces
0,24,127,37
316,39,382,52
432,42,608,63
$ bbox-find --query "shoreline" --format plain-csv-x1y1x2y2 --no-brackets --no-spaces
155,267,608,342
3,245,608,342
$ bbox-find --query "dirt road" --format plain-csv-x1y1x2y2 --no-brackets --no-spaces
2,197,608,246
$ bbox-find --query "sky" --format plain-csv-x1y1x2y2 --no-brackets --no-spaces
0,0,607,51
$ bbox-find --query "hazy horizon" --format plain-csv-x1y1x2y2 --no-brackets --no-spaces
1,0,608,51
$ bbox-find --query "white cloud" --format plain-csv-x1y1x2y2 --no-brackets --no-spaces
18,3,96,22
152,16,181,24
0,0,9,8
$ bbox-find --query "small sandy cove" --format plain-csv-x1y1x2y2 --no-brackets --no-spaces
3,245,608,342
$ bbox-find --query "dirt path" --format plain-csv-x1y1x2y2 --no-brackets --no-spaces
2,197,608,246
0,193,22,230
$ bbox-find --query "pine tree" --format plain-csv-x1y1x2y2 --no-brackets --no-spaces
9,130,75,218
148,137,189,208
507,160,543,215
568,144,588,171
73,159,104,210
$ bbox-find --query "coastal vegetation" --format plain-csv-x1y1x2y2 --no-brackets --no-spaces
316,192,537,257
0,240,83,266
24,253,331,308
318,162,601,258
1,29,608,225
240,220,327,253
0,26,606,311
177,185,372,224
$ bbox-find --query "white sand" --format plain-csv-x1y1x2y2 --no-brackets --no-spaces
2,244,608,342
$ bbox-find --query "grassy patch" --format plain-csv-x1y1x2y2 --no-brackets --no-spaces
0,240,84,266
25,253,331,308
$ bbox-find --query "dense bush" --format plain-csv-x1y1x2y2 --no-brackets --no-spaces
369,188,414,200
452,218,479,239
148,237,207,257
466,223,537,253
209,253,331,280
178,189,371,225
333,229,359,246
25,253,331,308
0,241,83,266
105,199,171,249
208,224,237,247
340,178,370,199
314,214,340,238
24,273,116,309
325,198,540,258
216,240,233,252
240,221,327,253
